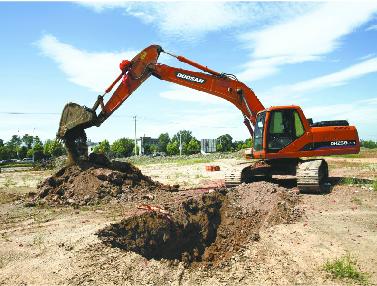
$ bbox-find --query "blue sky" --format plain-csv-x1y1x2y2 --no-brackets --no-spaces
1,1,377,142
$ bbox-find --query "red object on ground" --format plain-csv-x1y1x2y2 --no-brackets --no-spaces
205,165,220,171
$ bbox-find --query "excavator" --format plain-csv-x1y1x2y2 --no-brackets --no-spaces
57,45,360,192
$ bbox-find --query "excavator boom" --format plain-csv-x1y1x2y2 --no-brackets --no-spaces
57,45,265,162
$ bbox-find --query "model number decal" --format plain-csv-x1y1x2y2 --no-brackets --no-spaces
176,72,206,84
331,141,355,146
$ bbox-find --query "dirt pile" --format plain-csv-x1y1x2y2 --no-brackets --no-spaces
97,182,302,266
36,154,177,206
97,191,225,262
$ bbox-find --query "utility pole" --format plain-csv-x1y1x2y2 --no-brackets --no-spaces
179,131,182,156
133,116,137,156
32,128,35,162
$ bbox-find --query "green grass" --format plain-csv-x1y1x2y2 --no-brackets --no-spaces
323,254,369,285
340,177,367,185
340,177,377,192
351,197,362,205
0,163,34,168
373,180,377,192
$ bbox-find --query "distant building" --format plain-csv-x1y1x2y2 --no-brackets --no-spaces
201,139,217,154
137,136,159,155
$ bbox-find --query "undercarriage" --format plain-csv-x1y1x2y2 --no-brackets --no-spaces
225,158,329,193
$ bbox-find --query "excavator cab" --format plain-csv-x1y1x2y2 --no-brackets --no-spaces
252,106,309,159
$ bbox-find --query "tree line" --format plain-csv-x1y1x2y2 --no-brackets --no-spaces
94,130,252,157
1,132,376,161
0,134,65,161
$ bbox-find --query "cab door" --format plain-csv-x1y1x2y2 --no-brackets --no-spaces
266,109,305,153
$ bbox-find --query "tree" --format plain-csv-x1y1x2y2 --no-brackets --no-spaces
22,134,34,149
33,136,43,147
0,139,3,147
26,148,34,158
111,138,134,157
186,138,201,154
232,140,244,151
150,144,158,153
44,139,65,158
361,140,377,149
158,133,170,153
32,138,44,161
166,140,179,155
243,138,252,149
6,135,22,158
216,134,233,152
172,130,193,146
0,146,12,160
94,140,111,155
8,135,22,149
18,146,28,159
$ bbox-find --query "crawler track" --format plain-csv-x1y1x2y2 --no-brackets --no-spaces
296,159,328,192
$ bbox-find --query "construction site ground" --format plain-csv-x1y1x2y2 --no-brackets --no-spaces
0,149,376,286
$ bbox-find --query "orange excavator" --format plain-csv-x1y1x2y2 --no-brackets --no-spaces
57,45,360,192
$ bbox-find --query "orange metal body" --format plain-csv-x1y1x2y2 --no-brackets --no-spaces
252,106,360,160
99,45,360,160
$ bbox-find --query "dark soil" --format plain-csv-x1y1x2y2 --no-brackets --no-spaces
97,182,303,266
36,154,177,206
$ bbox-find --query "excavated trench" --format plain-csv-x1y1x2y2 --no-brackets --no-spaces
97,191,225,262
97,182,302,265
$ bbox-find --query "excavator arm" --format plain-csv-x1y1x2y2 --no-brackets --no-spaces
57,44,264,162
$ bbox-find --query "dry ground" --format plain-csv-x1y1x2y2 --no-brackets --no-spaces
0,150,376,285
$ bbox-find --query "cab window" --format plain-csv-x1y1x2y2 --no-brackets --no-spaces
294,111,305,137
253,112,265,152
267,109,305,152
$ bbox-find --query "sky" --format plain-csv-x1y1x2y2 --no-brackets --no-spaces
0,1,377,143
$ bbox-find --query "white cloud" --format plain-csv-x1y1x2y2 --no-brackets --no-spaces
37,34,137,92
80,2,313,41
278,57,377,94
366,23,377,31
83,2,252,40
238,2,377,82
159,85,223,104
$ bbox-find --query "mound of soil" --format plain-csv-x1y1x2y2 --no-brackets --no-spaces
36,154,177,206
97,182,302,266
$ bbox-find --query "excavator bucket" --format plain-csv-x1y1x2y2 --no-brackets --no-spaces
57,102,96,139
57,103,97,164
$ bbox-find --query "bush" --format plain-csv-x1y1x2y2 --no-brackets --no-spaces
361,140,377,149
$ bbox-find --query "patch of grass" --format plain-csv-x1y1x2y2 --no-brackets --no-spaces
340,177,374,185
0,163,34,168
340,177,362,185
323,254,369,285
340,177,377,192
372,180,377,192
351,197,362,205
